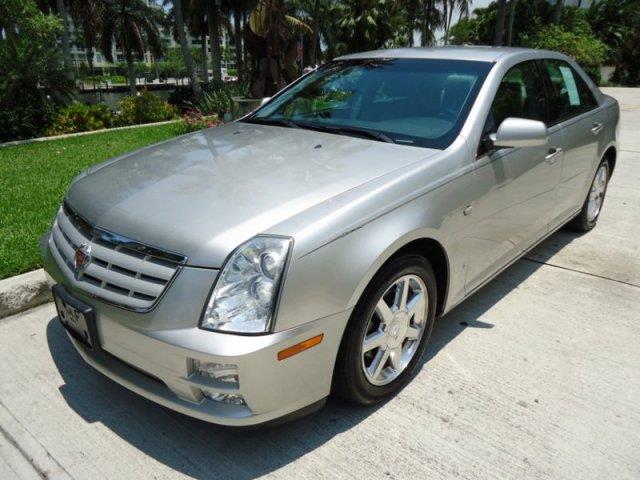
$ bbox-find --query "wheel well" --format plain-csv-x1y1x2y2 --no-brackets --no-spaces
392,238,449,317
604,146,617,175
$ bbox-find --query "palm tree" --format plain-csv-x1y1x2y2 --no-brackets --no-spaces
505,0,517,46
98,0,165,95
207,0,223,81
37,0,101,77
309,0,320,63
493,0,507,46
172,0,202,99
228,0,250,83
56,0,73,77
246,0,311,97
552,0,563,24
444,0,472,43
405,0,420,46
331,0,405,52
420,0,443,46
181,0,209,82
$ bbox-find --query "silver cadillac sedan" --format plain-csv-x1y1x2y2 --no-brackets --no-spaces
41,47,619,426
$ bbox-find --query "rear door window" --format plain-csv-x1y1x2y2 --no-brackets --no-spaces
543,60,598,124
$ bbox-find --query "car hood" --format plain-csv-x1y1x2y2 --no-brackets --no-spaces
67,122,437,268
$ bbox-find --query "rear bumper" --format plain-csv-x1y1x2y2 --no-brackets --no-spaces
42,233,350,426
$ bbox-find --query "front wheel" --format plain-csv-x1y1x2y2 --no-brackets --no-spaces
568,159,610,232
333,255,437,405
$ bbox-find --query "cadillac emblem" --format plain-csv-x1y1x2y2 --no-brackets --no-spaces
74,243,92,275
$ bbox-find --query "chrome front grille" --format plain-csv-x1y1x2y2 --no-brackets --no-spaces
49,204,186,311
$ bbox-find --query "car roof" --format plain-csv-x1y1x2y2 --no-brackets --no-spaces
335,46,539,63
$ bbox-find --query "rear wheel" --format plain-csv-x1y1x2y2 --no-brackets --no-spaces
568,159,610,232
333,255,437,405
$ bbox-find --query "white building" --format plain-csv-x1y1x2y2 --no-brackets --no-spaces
65,1,237,76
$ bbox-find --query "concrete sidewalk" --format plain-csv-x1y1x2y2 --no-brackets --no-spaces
1,89,638,480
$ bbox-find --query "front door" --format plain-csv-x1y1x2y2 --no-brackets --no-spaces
464,60,563,292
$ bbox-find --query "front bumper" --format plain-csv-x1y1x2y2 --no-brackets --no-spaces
42,233,350,426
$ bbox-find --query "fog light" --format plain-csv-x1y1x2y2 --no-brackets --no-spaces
202,391,246,405
193,360,239,384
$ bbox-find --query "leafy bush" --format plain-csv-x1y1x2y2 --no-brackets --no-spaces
0,100,58,143
174,111,221,135
117,91,178,126
169,80,249,116
168,86,197,110
186,89,233,117
46,103,115,135
525,21,608,78
0,0,74,141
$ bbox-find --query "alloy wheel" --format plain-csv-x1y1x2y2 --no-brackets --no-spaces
361,274,428,386
587,164,608,222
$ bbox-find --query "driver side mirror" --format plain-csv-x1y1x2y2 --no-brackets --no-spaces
489,117,549,149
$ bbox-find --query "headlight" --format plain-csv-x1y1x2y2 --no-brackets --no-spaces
200,236,292,334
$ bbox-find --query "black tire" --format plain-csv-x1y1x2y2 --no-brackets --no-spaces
568,159,610,232
333,254,437,405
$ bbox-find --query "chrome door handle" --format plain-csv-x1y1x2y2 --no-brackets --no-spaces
591,123,604,136
545,147,563,164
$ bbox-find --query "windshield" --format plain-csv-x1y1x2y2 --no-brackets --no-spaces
246,58,493,149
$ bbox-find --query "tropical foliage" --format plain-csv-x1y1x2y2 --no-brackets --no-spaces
2,0,639,142
0,0,74,141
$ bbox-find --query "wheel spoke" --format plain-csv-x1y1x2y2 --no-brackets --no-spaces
405,325,420,340
375,298,394,324
406,292,425,322
363,331,386,353
389,346,403,371
369,348,390,380
395,278,410,310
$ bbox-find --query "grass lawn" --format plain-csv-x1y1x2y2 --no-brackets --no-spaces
0,123,182,280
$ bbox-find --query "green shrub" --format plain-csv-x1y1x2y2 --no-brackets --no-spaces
186,89,232,117
117,91,178,126
0,98,58,143
0,0,74,141
525,22,608,77
174,111,220,135
46,102,115,135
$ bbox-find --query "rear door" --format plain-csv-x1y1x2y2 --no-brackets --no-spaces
464,60,563,292
541,59,606,227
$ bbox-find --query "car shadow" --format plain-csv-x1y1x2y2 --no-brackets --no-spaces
46,230,575,480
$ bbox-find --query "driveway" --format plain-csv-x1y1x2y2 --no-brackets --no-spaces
1,88,639,480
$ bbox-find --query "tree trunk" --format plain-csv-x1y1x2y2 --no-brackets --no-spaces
234,7,244,83
422,0,434,46
310,0,320,65
442,0,448,44
447,1,455,38
493,0,507,46
56,0,74,80
207,0,222,81
506,0,518,46
174,0,202,100
126,55,137,95
201,34,209,83
552,0,563,24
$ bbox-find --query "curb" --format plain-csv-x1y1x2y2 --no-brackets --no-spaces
0,119,180,148
0,269,52,319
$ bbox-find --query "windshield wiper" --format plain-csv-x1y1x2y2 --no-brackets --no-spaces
296,123,396,144
244,117,300,129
